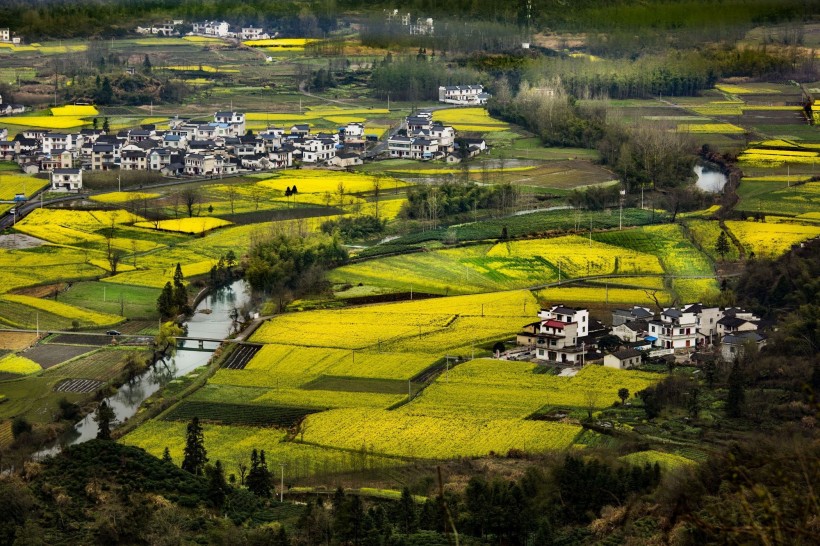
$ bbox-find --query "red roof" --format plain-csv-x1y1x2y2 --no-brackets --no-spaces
543,319,566,329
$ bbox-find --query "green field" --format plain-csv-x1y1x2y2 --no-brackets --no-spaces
58,282,161,320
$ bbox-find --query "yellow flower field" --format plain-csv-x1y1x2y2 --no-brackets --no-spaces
133,217,232,234
252,290,536,353
715,84,779,94
183,36,225,43
677,123,744,134
90,191,161,204
50,105,98,116
243,38,317,48
432,107,510,132
257,170,408,195
536,285,671,306
405,360,661,419
0,354,41,375
121,422,400,478
0,116,88,129
102,259,217,288
250,388,405,409
620,450,697,470
725,221,820,258
0,173,49,200
165,65,238,73
1,294,123,326
302,408,581,459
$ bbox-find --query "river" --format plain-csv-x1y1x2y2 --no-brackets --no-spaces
34,279,253,459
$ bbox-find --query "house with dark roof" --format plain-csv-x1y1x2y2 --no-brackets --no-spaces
612,306,654,326
603,348,643,370
720,331,766,361
50,168,82,192
613,319,648,342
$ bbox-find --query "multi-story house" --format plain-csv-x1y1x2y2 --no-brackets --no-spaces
120,149,148,171
214,112,246,136
184,153,215,175
438,85,490,105
532,305,590,363
302,138,337,163
50,168,82,192
647,308,698,349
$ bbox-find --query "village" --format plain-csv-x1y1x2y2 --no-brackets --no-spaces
0,100,494,193
513,301,766,371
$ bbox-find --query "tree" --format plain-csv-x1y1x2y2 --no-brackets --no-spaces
726,359,745,418
172,263,189,316
246,449,273,498
226,184,238,214
397,486,418,534
181,187,201,217
142,54,152,74
206,460,229,509
181,417,208,476
162,447,173,464
102,117,110,133
94,400,115,440
157,281,175,318
715,230,730,260
11,416,32,440
96,77,113,104
618,387,630,404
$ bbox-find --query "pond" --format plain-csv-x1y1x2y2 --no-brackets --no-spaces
694,164,728,193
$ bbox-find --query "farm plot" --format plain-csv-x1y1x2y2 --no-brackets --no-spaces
403,360,661,419
725,220,820,258
620,450,698,471
332,235,664,296
221,344,263,370
22,344,97,369
0,172,49,200
302,409,581,459
54,378,104,393
687,220,740,261
162,400,320,427
121,421,403,479
250,291,536,354
253,169,409,195
432,107,510,133
1,294,123,327
736,181,820,217
0,354,41,375
133,217,232,234
536,285,672,306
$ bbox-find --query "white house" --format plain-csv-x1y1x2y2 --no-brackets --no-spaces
612,320,647,343
184,153,215,175
192,21,231,37
647,308,698,350
302,138,336,163
50,168,82,192
342,122,365,140
603,348,643,370
533,305,590,363
438,85,490,105
683,303,722,344
240,27,269,40
214,112,246,136
0,29,10,43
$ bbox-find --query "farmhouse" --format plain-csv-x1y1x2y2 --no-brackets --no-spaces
647,308,698,349
192,21,231,38
603,348,643,370
720,331,766,361
438,85,491,105
50,168,82,192
531,305,591,364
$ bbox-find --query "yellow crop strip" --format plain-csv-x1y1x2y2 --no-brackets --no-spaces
256,169,408,194
0,354,41,375
0,116,88,129
302,408,581,459
90,192,161,204
620,450,697,470
677,123,744,134
1,294,123,326
725,221,820,258
50,105,98,116
133,217,232,234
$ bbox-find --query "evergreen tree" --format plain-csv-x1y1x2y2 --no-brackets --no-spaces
157,281,175,317
94,400,115,440
206,460,229,509
726,359,745,417
715,230,730,260
246,449,273,498
162,446,173,464
618,387,630,404
172,263,189,315
102,117,110,133
181,417,208,476
142,54,152,73
397,486,418,534
97,77,113,105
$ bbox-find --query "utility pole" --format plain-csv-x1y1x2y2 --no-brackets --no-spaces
619,188,626,230
279,463,285,502
118,174,121,192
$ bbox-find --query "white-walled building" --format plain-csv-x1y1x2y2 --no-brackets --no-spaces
647,308,698,349
438,85,490,105
603,348,643,370
533,305,590,363
50,168,82,191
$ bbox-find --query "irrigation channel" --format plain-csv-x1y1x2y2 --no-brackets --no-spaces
33,279,254,459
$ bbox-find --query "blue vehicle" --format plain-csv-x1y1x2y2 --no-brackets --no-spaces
13,193,26,203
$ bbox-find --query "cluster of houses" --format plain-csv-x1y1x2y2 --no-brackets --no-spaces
517,303,768,370
384,9,435,36
0,93,25,117
387,111,487,162
135,19,272,41
0,112,376,192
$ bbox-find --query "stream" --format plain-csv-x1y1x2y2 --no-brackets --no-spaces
33,279,253,459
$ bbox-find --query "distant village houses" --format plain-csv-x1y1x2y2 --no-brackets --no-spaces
0,28,22,45
438,85,490,105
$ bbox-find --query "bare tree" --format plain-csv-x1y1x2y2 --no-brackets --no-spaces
337,181,346,209
226,184,238,215
170,192,181,218
249,185,264,210
583,389,599,420
181,187,201,218
372,175,383,219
